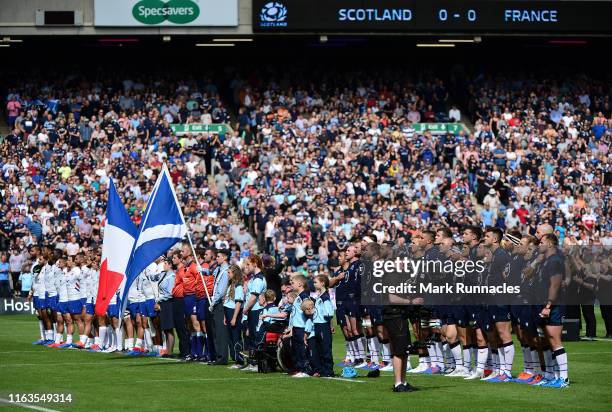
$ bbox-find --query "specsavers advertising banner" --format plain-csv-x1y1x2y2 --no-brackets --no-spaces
94,0,238,26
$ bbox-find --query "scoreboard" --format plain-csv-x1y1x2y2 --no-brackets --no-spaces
253,1,612,33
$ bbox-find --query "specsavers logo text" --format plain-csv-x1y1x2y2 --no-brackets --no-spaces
133,0,200,25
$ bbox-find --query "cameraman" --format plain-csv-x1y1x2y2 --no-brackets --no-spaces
381,241,420,393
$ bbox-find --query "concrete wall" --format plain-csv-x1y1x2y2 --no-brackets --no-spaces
0,0,253,35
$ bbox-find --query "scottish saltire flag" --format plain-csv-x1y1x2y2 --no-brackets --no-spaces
120,164,188,310
95,178,138,316
46,99,59,114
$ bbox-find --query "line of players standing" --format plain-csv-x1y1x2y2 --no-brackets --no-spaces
29,247,105,349
328,224,569,392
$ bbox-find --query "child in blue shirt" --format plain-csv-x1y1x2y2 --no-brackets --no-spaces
302,299,318,376
224,265,245,366
313,275,335,377
257,290,280,343
286,275,312,378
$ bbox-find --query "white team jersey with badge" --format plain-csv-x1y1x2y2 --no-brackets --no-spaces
87,268,99,303
41,264,56,297
31,260,45,298
128,274,146,303
141,262,159,300
51,265,63,296
80,266,90,300
65,266,83,301
57,269,69,303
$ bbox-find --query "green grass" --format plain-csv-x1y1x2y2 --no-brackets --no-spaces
1,314,611,411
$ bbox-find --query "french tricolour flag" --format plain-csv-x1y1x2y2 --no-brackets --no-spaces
95,178,138,316
120,164,188,314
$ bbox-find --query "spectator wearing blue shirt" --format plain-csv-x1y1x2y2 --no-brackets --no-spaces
493,142,507,170
18,263,33,298
209,250,230,365
0,254,10,297
27,215,43,244
592,121,606,140
480,204,495,227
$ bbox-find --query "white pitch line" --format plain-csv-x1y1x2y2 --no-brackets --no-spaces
135,376,365,384
134,376,287,383
0,398,60,412
324,377,365,383
0,350,73,354
0,359,179,367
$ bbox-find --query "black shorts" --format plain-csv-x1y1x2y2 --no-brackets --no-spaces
534,305,565,327
474,306,493,332
362,305,384,326
512,305,536,334
159,299,175,330
342,298,360,318
384,316,411,357
450,305,471,327
490,305,512,323
335,301,347,327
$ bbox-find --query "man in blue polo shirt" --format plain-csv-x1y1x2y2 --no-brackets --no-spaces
208,249,230,365
0,254,11,297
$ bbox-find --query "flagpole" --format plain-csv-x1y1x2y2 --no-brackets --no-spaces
160,164,213,307
184,229,213,307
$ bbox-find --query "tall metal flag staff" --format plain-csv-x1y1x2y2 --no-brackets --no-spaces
95,178,138,316
120,164,212,317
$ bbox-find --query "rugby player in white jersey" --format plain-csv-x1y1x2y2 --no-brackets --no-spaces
64,255,85,348
125,270,147,355
38,254,57,344
30,252,48,345
56,255,77,348
141,261,162,355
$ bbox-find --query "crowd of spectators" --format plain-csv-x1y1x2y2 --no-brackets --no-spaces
0,66,610,297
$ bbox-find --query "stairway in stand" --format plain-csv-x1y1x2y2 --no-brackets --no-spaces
0,115,10,137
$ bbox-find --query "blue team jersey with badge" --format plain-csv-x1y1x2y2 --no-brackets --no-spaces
537,252,565,301
346,260,363,298
258,303,281,331
224,285,244,309
290,291,310,328
487,247,512,287
305,317,315,339
314,291,334,324
248,273,267,311
333,268,349,301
